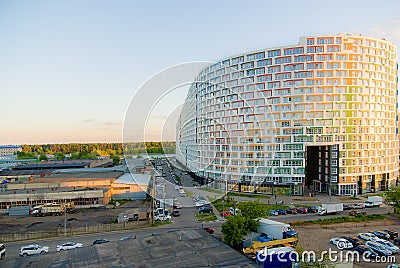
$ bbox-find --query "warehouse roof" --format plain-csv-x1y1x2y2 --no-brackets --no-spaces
9,228,258,267
113,173,151,185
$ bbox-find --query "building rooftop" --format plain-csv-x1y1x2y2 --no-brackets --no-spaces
10,228,258,267
33,171,124,182
114,173,151,185
0,145,21,149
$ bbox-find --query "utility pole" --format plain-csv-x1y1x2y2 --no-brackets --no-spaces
64,199,67,237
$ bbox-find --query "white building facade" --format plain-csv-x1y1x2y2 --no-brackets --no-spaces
176,34,398,196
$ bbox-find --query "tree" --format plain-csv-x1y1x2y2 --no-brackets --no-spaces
221,216,248,248
386,187,400,213
237,200,265,219
39,154,48,161
54,152,65,161
110,154,120,165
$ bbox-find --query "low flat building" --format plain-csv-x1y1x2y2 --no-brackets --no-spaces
9,228,258,267
111,173,151,200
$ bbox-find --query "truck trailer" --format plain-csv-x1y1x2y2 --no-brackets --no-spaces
257,218,298,240
318,203,343,215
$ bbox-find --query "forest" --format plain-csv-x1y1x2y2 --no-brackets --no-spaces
19,142,176,156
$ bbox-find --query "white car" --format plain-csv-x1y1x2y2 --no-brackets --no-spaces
154,214,171,221
175,185,179,190
358,232,378,241
56,242,83,251
19,245,49,256
329,238,353,249
374,239,400,254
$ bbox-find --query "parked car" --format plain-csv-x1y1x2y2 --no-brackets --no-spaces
329,238,353,249
358,233,378,241
296,207,308,214
19,245,49,256
0,244,5,259
92,239,110,245
174,185,179,190
154,214,171,221
120,235,135,241
349,210,366,216
373,239,400,254
351,203,365,209
229,207,240,216
285,208,297,214
172,210,180,217
382,229,399,240
310,206,320,213
198,206,213,214
343,204,352,210
366,241,392,256
221,210,232,217
372,231,390,240
354,245,378,259
56,242,83,251
341,236,363,247
276,209,287,215
269,210,278,216
203,227,215,234
395,237,400,246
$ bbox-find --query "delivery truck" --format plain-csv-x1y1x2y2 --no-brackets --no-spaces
318,203,343,215
365,196,383,208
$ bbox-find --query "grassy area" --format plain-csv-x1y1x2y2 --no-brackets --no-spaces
290,214,386,226
211,198,288,216
197,214,217,222
338,196,361,201
151,220,172,227
199,187,224,194
228,192,271,199
185,190,194,197
196,212,214,218
292,197,318,201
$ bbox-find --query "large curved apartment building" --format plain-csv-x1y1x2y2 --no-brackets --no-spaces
176,34,398,196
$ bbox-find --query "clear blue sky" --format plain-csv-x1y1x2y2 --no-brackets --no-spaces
1,0,400,144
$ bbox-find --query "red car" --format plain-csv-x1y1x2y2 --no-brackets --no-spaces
203,227,215,234
296,207,308,214
221,210,232,217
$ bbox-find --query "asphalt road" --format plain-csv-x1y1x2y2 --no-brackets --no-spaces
1,161,394,266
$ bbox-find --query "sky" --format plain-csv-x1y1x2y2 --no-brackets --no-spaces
1,0,400,145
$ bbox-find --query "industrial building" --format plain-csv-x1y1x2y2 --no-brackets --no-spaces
177,34,398,196
0,167,151,213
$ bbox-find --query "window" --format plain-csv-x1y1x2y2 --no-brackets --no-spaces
268,49,281,57
257,59,272,67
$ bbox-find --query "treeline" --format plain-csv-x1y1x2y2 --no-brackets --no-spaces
20,142,176,156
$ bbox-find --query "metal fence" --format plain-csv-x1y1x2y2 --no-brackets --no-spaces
321,219,395,229
0,220,151,243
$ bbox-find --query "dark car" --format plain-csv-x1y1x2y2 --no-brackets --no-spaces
276,209,287,215
285,208,297,214
92,239,110,245
394,237,400,246
203,227,214,234
343,204,352,210
341,236,363,247
355,245,378,259
296,207,307,214
382,229,399,239
372,231,390,240
172,210,180,217
349,210,366,216
198,206,212,213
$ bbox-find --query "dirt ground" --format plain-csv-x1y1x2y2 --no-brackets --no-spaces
296,220,400,268
0,200,150,234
